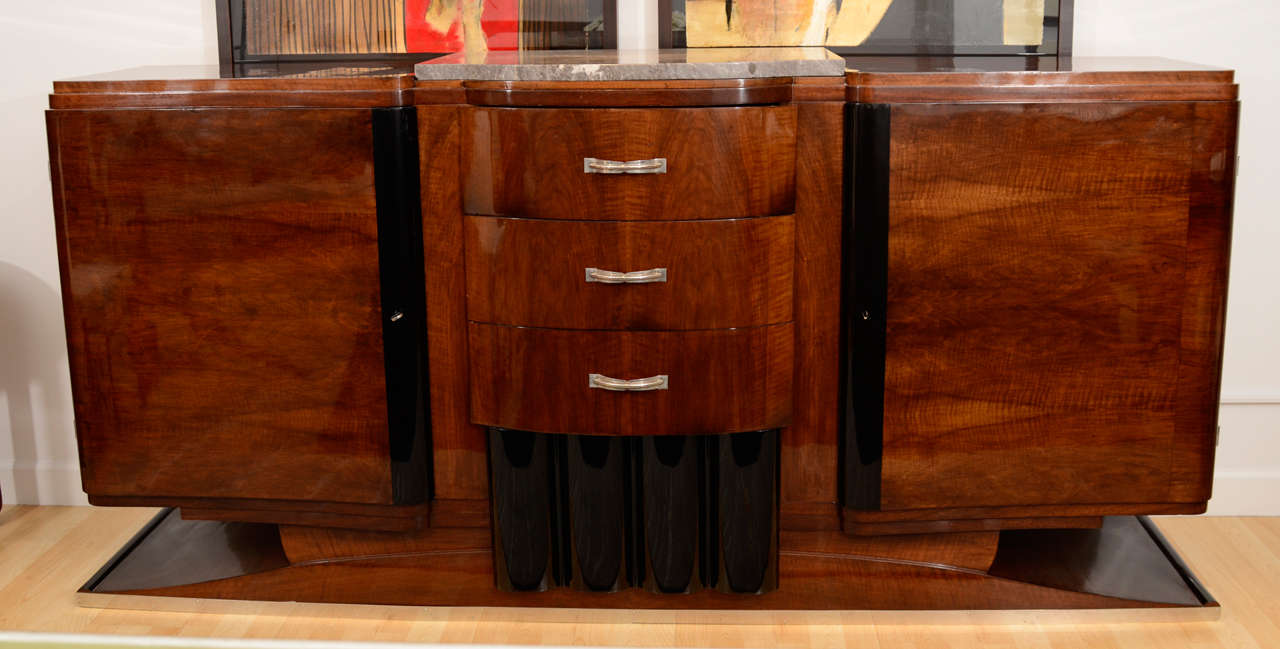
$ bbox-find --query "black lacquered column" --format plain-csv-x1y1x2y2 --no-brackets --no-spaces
564,435,630,591
640,435,702,594
714,429,778,594
488,429,777,595
488,428,558,591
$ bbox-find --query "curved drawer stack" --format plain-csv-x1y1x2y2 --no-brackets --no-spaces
463,105,796,594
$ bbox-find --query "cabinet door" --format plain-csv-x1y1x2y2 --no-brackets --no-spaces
48,108,416,505
849,101,1235,515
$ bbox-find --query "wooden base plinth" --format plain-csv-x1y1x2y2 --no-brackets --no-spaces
79,510,1217,615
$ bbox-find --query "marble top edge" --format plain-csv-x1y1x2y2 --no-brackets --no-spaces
415,48,847,81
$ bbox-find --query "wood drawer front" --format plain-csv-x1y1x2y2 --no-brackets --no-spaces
465,215,794,330
469,323,793,436
463,106,797,220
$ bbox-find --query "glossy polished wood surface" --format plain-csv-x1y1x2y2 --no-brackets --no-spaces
846,516,1105,537
877,100,1236,514
50,71,417,109
463,106,797,220
418,105,492,518
79,510,1212,612
19,507,1280,644
779,100,844,532
42,66,1239,609
846,57,1237,103
89,495,430,533
464,215,794,330
468,324,794,436
48,108,394,505
463,78,796,107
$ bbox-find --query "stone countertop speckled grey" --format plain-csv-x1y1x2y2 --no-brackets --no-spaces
414,48,847,82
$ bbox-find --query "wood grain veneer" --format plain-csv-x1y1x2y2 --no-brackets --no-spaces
876,100,1235,514
462,106,797,220
48,107,394,506
418,104,490,511
846,62,1237,103
242,0,406,55
42,66,1239,609
49,73,417,109
79,510,1213,611
23,507,1280,638
780,100,844,531
468,324,794,436
464,215,794,330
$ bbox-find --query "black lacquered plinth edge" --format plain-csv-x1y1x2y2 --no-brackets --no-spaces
1139,515,1218,607
77,510,1218,621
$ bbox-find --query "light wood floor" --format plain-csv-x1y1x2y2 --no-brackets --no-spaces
1,506,1278,648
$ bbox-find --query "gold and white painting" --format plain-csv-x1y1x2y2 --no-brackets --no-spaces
683,0,1046,48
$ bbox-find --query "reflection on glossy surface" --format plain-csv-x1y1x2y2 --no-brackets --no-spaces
417,47,845,81
468,323,794,436
487,430,777,595
489,428,557,591
51,107,394,505
989,516,1207,606
89,509,289,593
464,215,795,331
463,106,797,220
878,100,1235,513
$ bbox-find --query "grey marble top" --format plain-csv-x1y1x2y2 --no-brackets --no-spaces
414,48,847,82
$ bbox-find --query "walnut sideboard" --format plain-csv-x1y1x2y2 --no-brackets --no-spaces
44,51,1237,612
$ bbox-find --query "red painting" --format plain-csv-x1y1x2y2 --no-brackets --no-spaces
404,0,520,51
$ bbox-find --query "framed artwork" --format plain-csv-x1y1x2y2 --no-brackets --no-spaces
659,0,1072,56
217,0,616,67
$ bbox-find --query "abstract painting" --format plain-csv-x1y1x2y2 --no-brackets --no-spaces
404,0,519,53
236,0,604,57
681,0,1046,48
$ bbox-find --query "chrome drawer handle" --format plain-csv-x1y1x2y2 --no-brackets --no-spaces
588,374,669,392
583,157,667,174
585,267,667,284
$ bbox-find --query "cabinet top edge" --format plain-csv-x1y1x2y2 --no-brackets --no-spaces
847,56,1233,85
414,47,847,82
53,56,1228,86
844,57,1236,103
48,56,1236,108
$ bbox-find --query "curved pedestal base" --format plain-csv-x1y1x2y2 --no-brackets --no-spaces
80,510,1216,614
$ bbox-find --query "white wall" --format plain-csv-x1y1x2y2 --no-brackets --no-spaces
0,1,219,505
1,2,1275,512
1075,1,1280,514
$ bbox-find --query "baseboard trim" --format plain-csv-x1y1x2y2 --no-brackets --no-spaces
0,460,89,507
1219,394,1280,405
1206,471,1280,515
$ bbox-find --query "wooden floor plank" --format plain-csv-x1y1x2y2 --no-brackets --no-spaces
0,506,1277,647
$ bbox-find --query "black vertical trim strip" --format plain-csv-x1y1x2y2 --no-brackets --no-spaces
842,103,890,511
602,0,618,49
216,1,234,73
372,106,431,504
625,437,645,589
550,434,573,586
1057,0,1075,59
657,0,673,48
699,434,719,590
